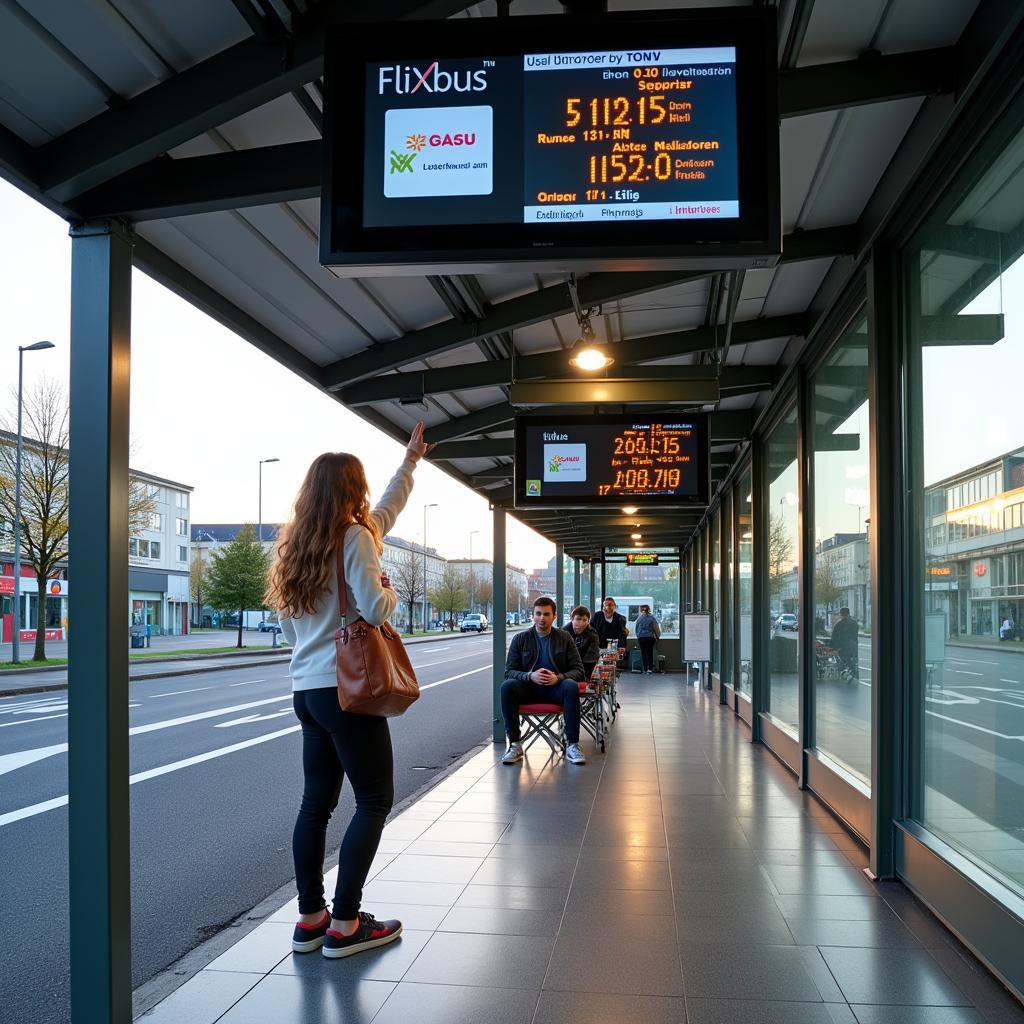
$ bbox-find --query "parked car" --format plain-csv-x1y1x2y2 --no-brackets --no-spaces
257,621,282,634
776,613,798,631
461,613,488,633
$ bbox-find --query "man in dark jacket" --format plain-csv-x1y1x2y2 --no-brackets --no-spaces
565,605,601,681
592,597,629,651
501,597,586,765
829,607,859,681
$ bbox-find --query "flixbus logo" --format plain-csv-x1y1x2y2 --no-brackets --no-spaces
378,61,489,95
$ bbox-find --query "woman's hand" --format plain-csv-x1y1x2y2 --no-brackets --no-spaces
406,421,435,462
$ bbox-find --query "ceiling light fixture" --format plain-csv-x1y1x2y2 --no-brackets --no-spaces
631,533,642,540
567,313,613,372
621,506,638,515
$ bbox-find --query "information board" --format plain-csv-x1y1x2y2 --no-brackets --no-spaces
321,11,780,274
515,414,708,507
684,613,711,663
627,552,660,566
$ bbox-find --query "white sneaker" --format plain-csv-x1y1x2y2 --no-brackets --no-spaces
566,743,586,765
502,741,524,764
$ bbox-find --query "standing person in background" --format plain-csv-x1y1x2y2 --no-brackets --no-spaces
565,605,601,682
635,604,661,674
267,422,433,960
592,597,629,666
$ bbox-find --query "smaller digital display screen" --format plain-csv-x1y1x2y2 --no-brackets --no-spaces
515,414,708,507
627,552,660,566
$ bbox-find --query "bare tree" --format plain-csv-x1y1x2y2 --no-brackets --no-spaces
190,552,209,626
475,577,493,618
815,552,844,617
429,564,469,631
389,549,425,634
0,379,155,660
768,511,795,600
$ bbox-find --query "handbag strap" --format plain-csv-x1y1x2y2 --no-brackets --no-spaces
336,525,350,624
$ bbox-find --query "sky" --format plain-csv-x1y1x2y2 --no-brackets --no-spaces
0,180,554,573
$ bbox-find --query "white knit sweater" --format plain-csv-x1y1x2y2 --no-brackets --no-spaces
279,455,417,691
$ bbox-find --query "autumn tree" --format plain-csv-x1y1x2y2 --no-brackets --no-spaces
815,552,844,618
0,379,155,660
389,548,425,634
428,564,468,631
190,552,209,626
475,577,493,618
768,511,795,600
205,524,268,648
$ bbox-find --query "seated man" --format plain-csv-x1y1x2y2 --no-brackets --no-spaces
592,596,629,654
565,604,600,682
501,597,586,765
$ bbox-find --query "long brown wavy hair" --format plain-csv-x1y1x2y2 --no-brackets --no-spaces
265,452,382,618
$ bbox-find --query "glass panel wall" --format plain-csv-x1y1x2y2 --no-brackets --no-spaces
906,120,1024,895
767,405,800,732
736,470,753,693
723,491,734,686
603,549,681,638
711,509,721,673
811,315,872,783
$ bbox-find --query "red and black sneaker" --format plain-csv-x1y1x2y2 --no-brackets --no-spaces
321,911,402,959
291,908,331,953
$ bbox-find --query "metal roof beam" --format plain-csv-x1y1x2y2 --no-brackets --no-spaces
780,47,954,118
35,0,473,202
428,438,513,460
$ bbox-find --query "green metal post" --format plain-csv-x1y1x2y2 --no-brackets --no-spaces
68,220,133,1023
555,542,565,626
572,557,581,610
492,507,507,743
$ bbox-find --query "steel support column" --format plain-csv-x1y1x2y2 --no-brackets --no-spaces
555,544,565,625
588,560,596,612
751,434,768,744
797,368,813,789
572,557,581,611
492,508,507,744
68,220,133,1023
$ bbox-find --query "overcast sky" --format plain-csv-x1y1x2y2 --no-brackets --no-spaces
0,180,554,573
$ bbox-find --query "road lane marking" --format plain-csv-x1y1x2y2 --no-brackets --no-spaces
128,695,292,736
229,679,266,687
925,710,1023,741
954,670,983,676
1001,679,1021,685
420,666,491,691
0,713,69,729
0,725,302,828
0,743,70,777
150,688,209,698
215,710,294,728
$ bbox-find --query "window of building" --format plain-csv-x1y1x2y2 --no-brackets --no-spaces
176,517,188,536
178,546,187,562
766,404,800,734
906,117,1024,896
736,469,753,693
129,538,138,557
810,314,872,784
149,513,162,531
150,542,160,559
176,491,188,508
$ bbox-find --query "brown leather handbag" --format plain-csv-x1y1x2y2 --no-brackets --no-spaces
334,531,420,717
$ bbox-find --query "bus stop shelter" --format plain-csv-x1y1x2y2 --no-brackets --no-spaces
0,0,1022,1020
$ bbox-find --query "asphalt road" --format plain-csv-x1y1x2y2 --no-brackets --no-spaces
0,633,503,1024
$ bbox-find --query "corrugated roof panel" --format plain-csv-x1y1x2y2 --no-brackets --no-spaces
780,111,837,232
761,257,834,317
798,0,891,64
211,93,321,150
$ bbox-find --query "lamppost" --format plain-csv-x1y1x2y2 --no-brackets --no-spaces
468,529,480,614
11,340,55,664
422,503,437,632
257,458,279,627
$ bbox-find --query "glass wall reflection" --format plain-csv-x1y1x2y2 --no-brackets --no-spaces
737,469,753,693
767,406,800,733
907,121,1024,895
723,491,733,687
712,509,721,674
811,316,872,782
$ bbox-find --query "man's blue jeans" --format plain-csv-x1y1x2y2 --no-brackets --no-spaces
501,677,581,744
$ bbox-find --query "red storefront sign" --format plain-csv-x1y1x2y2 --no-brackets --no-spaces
19,628,63,642
0,577,14,594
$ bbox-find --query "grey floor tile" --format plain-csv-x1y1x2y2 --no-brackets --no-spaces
376,854,483,884
382,819,431,841
534,990,687,1023
421,820,509,843
136,971,259,1024
499,821,588,846
679,943,824,1001
763,865,876,896
570,859,672,891
675,889,781,919
471,857,577,888
404,840,496,858
457,884,568,911
786,918,922,948
799,946,846,1001
685,998,856,1024
361,903,449,931
775,895,895,921
580,844,669,862
272,929,432,983
559,908,675,943
671,861,775,893
216,974,395,1024
487,843,581,860
360,879,466,907
819,946,971,1006
204,922,294,975
439,905,564,936
371,982,538,1024
564,885,670,918
545,934,684,997
403,931,554,989
926,947,1024,1014
851,1008,988,1023
755,849,854,867
884,900,963,951
677,908,794,945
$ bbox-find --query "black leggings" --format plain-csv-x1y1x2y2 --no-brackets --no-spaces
292,688,394,920
638,637,657,672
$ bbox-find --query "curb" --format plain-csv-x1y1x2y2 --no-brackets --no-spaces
132,737,495,1019
946,642,1024,656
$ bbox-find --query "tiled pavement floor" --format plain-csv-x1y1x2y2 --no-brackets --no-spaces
137,674,1024,1024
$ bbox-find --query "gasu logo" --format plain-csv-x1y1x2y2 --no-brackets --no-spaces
389,150,416,174
378,61,488,95
548,454,581,473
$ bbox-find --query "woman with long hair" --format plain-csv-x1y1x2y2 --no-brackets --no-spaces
266,423,432,959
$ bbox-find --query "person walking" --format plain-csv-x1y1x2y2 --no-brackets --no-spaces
829,606,860,682
635,604,661,674
267,422,433,959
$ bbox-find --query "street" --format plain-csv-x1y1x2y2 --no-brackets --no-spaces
0,633,502,1024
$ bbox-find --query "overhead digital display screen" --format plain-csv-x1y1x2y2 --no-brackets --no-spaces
321,11,779,274
515,414,709,508
361,46,737,228
627,552,660,566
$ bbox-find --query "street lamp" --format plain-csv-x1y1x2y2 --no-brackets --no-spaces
257,458,279,627
422,503,438,632
468,529,480,613
12,340,55,664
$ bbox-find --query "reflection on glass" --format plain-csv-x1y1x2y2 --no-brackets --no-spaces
908,122,1024,895
737,470,753,692
767,406,800,732
603,552,681,638
811,316,872,783
712,510,721,673
723,491,733,686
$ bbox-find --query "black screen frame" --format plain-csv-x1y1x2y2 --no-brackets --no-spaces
513,412,710,509
320,8,779,275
